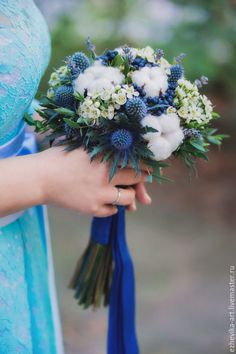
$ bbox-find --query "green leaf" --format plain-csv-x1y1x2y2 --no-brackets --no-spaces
74,91,85,102
123,56,130,77
143,126,159,134
24,113,36,126
146,175,153,183
102,151,113,163
189,140,206,152
63,118,81,128
111,54,123,67
121,151,128,168
211,112,220,119
207,136,222,145
89,146,103,160
55,107,75,116
109,153,121,181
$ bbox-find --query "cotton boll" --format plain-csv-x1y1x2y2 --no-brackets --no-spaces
132,66,168,97
74,62,124,95
89,78,115,93
148,137,172,161
132,68,149,87
158,113,181,134
73,72,93,95
141,114,162,140
143,81,163,97
165,129,184,151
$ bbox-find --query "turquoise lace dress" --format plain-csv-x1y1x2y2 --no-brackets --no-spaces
0,1,64,353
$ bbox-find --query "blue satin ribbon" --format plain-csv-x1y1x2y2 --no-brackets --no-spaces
91,207,139,354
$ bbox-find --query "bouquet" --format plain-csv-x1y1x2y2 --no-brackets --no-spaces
25,39,226,353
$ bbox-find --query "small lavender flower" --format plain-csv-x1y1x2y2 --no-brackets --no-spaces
195,79,202,89
183,128,202,140
201,76,209,85
195,75,209,88
155,48,164,61
86,36,96,57
119,45,135,63
174,53,187,64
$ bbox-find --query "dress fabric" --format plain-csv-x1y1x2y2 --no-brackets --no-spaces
0,1,64,353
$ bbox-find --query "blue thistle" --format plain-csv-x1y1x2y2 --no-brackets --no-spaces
67,62,81,79
125,97,147,120
64,123,78,140
54,85,75,108
183,128,202,140
71,52,90,72
111,129,133,150
168,65,184,84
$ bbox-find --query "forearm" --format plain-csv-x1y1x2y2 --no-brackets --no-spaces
0,153,44,217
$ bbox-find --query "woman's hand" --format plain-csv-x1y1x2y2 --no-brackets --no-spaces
0,146,151,217
38,147,151,217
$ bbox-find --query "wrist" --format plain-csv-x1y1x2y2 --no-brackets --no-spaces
28,152,49,206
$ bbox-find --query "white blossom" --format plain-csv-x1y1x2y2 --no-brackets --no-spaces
175,79,213,124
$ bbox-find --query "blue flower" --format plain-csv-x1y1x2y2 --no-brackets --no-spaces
111,129,133,150
125,97,147,120
71,52,90,72
168,65,184,85
54,85,75,108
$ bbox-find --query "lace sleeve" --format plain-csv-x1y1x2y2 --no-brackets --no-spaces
0,1,51,145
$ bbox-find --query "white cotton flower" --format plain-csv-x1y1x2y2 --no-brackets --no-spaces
73,61,124,95
158,113,181,134
132,66,168,97
141,113,184,161
165,130,184,151
142,115,162,141
148,138,172,161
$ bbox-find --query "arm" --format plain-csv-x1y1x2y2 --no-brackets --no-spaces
0,147,151,218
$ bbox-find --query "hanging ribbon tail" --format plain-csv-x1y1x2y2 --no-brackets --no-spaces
108,206,139,354
69,215,113,308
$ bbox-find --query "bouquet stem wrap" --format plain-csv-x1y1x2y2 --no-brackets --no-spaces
69,206,139,354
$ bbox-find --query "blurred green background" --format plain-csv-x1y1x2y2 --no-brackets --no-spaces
35,1,236,353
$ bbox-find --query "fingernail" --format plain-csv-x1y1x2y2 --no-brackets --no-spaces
145,193,152,204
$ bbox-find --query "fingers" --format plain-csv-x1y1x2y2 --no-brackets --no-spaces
127,199,137,212
111,168,148,186
105,186,136,206
135,183,152,205
94,205,118,217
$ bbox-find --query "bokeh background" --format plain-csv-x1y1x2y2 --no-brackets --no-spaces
35,1,236,353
